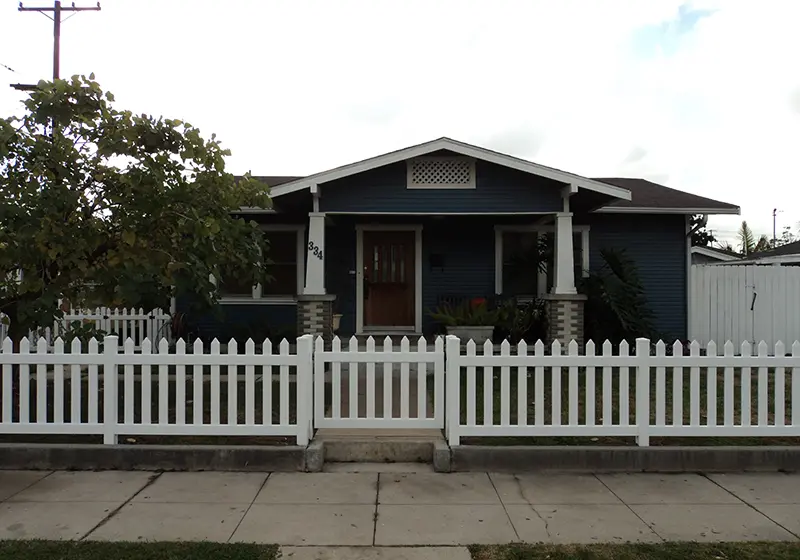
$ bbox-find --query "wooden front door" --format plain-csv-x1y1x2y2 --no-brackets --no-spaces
363,230,415,328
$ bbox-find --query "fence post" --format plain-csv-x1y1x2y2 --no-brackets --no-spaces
445,335,461,446
103,335,119,445
295,334,314,446
635,338,651,447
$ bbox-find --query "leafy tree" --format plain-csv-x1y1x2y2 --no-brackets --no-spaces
0,75,271,343
754,234,771,253
690,214,715,247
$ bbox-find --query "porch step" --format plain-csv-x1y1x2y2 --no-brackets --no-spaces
314,428,444,464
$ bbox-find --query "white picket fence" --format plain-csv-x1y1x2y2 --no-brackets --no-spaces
313,336,445,428
2,334,800,447
447,338,800,445
0,335,314,445
691,264,800,349
1,308,172,351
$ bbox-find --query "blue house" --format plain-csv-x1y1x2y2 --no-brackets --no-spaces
199,138,739,344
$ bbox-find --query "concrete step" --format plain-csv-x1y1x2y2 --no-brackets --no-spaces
314,428,445,464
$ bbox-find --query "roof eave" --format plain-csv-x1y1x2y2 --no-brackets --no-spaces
269,137,632,201
594,206,741,215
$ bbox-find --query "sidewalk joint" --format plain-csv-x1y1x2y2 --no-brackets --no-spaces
79,471,163,541
490,473,522,541
227,472,271,543
593,473,665,542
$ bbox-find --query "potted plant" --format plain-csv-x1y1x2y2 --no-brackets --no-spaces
428,297,500,344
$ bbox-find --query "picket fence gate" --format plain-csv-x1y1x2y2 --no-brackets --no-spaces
2,334,800,447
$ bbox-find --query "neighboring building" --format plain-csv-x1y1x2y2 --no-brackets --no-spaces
735,240,800,266
691,245,742,265
191,137,740,344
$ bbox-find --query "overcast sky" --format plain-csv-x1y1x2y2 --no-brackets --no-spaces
2,0,799,245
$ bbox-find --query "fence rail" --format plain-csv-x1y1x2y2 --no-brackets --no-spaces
2,334,799,447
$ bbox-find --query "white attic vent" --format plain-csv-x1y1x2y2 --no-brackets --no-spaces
407,157,476,189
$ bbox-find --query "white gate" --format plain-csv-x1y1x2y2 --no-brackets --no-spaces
313,336,445,428
691,264,800,348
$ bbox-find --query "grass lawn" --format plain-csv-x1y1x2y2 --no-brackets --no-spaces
460,365,800,446
0,541,278,560
470,542,800,560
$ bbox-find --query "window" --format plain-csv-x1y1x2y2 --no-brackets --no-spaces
496,226,589,296
217,226,304,303
406,157,476,189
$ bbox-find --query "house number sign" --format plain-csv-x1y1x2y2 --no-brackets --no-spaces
308,241,324,260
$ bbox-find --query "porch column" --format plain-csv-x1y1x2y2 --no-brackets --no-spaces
552,212,577,295
298,211,336,344
543,202,586,349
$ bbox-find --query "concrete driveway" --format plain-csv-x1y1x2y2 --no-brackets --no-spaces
1,465,799,557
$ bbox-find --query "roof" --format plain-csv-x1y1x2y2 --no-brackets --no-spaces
592,178,740,214
691,245,742,262
750,240,800,258
268,137,632,201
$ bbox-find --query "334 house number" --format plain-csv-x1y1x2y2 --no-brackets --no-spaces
308,241,323,260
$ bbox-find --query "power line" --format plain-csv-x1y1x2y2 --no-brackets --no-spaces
15,0,101,88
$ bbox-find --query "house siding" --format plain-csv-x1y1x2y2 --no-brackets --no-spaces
585,214,687,341
318,159,563,214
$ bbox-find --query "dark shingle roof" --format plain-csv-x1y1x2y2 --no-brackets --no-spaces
751,240,800,258
251,176,304,187
593,178,739,212
697,245,743,259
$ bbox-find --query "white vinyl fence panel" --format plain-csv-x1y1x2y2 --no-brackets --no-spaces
446,336,800,446
691,264,800,349
0,334,314,445
313,336,445,429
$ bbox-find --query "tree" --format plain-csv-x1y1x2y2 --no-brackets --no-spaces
754,234,771,253
0,75,271,342
737,221,757,255
690,214,715,247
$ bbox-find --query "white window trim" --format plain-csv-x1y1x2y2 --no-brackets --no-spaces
355,224,423,334
406,156,476,189
494,224,590,295
216,224,306,305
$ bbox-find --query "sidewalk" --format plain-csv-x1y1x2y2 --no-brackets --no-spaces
1,465,799,552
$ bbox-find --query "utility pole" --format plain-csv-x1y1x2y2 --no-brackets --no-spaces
15,1,101,87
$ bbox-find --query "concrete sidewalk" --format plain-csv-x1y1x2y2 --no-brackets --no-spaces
1,466,799,552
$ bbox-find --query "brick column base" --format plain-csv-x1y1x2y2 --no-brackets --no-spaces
542,293,587,350
296,295,336,346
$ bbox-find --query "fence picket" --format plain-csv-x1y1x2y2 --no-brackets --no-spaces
349,336,359,420
400,337,410,420
568,341,578,426
741,341,752,427
366,337,376,419
263,339,273,425
53,338,65,424
88,339,99,424
793,342,800,427
534,341,544,426
655,341,666,426
1,338,11,423
382,337,392,420
124,338,136,425
36,338,48,423
483,340,493,427
417,337,427,420
758,341,769,426
19,338,31,424
227,340,238,426
775,341,786,426
332,337,342,420
723,341,735,426
517,341,528,427
585,341,595,426
141,339,152,425
672,340,683,427
602,341,612,426
551,341,562,426
466,341,476,426
245,339,256,425
280,339,290,426
159,340,170,424
500,341,510,426
706,341,718,427
192,339,203,425
619,340,630,426
690,342,700,426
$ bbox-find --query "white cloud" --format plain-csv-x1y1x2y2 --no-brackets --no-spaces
1,0,798,243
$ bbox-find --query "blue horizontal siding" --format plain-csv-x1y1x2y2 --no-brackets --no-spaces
319,159,562,213
586,214,687,340
177,301,297,343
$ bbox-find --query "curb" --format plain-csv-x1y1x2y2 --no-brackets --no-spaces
450,445,800,473
0,443,306,472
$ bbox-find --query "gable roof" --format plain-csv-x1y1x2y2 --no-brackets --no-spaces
268,137,632,201
691,245,742,262
593,178,740,214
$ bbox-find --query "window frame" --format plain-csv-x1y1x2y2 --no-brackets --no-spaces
494,224,590,296
215,224,306,305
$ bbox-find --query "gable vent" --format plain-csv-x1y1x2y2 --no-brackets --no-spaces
407,157,476,189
